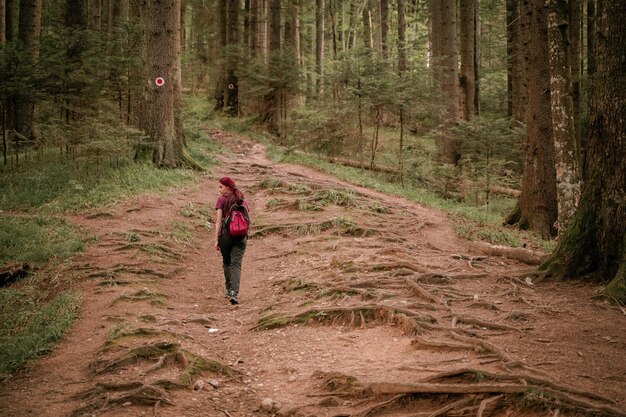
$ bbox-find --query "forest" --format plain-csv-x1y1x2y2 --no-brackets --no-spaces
0,0,625,414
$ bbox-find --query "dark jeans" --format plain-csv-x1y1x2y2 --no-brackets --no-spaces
218,235,247,297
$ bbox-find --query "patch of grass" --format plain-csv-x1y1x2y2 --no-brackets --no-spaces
0,289,81,381
266,198,283,209
0,159,198,212
267,145,547,249
170,220,195,244
0,216,87,265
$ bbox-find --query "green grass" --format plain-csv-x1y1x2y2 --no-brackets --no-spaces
266,145,551,250
0,216,87,265
0,289,81,381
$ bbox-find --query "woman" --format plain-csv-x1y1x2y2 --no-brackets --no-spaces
214,176,248,305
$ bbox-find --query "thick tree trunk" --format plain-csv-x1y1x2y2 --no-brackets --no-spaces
13,0,42,146
262,0,280,135
249,0,258,57
569,0,581,166
5,0,13,42
508,0,530,127
459,0,477,121
140,0,183,168
91,0,102,30
544,0,626,301
397,0,406,72
439,0,459,164
362,1,373,48
379,0,388,59
516,0,557,239
224,0,239,115
0,0,5,44
547,0,580,234
214,0,227,110
316,0,324,95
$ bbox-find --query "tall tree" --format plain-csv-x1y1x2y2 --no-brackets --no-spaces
379,0,388,59
435,0,460,163
507,0,529,127
262,0,280,134
0,0,5,44
362,0,373,48
140,0,184,168
510,0,557,238
316,0,324,95
547,0,580,233
543,0,626,302
249,0,258,57
459,0,477,120
12,0,43,145
224,0,239,115
5,0,13,42
397,0,406,72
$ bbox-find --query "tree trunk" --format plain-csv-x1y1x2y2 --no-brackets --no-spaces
362,0,373,48
569,0,581,167
262,0,280,134
397,0,406,72
547,0,580,234
439,0,459,164
5,0,13,42
0,0,5,44
316,0,324,95
515,0,557,239
224,0,239,115
13,0,42,146
249,0,258,57
543,0,626,301
140,0,183,168
379,0,388,59
91,0,102,30
459,0,477,121
214,0,227,110
508,0,530,127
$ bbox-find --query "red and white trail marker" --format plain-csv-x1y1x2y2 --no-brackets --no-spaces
155,77,165,87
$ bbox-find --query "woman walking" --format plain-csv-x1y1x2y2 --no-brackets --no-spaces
214,177,249,305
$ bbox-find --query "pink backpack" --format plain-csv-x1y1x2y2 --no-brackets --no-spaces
225,202,250,238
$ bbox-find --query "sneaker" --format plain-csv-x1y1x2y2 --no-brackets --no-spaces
229,292,239,305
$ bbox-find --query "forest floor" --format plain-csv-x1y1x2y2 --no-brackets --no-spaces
1,130,625,417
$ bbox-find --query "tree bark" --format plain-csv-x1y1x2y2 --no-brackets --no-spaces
249,0,258,57
379,0,388,59
91,0,102,30
224,0,239,115
547,0,580,234
363,0,373,48
439,0,460,164
262,0,280,134
569,0,581,166
516,0,557,239
508,0,530,127
5,0,13,42
459,0,477,121
544,0,626,301
397,0,406,72
214,0,227,110
140,0,184,168
13,0,42,146
0,0,5,44
316,0,325,95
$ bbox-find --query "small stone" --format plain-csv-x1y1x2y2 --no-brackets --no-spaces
122,402,133,407
288,375,297,382
207,379,220,389
193,380,205,391
260,398,274,412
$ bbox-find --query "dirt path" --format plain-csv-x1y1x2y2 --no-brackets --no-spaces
1,131,625,417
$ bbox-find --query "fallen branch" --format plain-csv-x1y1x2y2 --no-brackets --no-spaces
467,241,548,265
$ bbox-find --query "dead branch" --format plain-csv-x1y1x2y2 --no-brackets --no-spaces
467,241,548,265
405,278,447,306
453,315,521,332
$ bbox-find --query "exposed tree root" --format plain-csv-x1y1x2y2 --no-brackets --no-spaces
253,305,437,331
251,218,376,238
112,242,183,260
405,278,447,306
452,315,521,332
468,241,548,265
411,336,477,352
313,370,626,417
90,341,180,374
70,384,174,417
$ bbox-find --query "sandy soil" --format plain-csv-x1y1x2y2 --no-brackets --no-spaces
0,130,624,417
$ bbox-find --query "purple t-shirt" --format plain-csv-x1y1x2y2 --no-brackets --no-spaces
216,196,249,235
